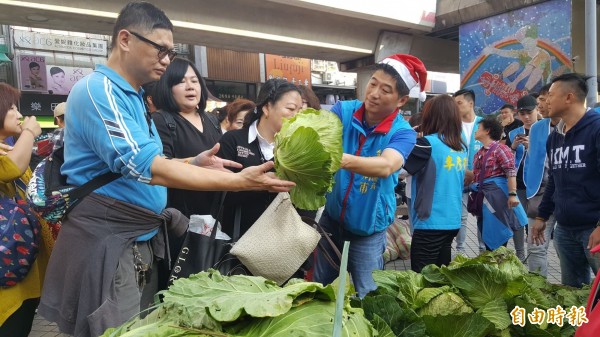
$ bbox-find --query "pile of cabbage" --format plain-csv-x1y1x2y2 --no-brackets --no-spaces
101,271,375,337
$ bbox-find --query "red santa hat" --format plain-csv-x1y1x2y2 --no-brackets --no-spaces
379,54,428,101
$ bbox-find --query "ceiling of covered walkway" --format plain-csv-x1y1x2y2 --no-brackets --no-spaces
0,0,437,63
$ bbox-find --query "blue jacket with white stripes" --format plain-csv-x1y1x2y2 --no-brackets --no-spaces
61,65,167,214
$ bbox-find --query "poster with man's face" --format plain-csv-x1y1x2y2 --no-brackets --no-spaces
46,66,93,95
19,54,47,91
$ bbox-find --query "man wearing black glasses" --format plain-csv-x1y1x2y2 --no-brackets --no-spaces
38,3,294,337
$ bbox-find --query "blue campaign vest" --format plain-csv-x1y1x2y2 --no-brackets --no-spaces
324,100,411,236
508,126,526,169
463,116,483,170
524,119,551,199
410,134,466,231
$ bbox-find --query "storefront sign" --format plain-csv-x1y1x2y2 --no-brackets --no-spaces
46,65,93,95
19,54,47,91
19,92,68,116
13,30,107,56
265,54,311,86
206,80,253,102
311,59,338,73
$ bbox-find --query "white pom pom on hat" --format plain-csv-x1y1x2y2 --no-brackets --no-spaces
379,54,428,102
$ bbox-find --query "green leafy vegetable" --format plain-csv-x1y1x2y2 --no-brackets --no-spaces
228,301,374,337
370,314,395,337
364,247,589,337
422,313,493,337
274,108,343,210
103,270,377,337
417,292,473,317
361,294,428,337
476,298,511,331
395,270,426,307
420,264,448,285
413,286,453,310
372,269,403,294
161,270,334,329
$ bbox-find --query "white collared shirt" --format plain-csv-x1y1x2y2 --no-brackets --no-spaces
248,121,274,160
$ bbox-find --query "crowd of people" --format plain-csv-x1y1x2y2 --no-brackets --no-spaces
1,2,599,337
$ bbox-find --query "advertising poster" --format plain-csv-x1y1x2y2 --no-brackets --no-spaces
265,54,311,87
459,0,572,114
13,29,108,56
19,54,47,91
46,65,94,95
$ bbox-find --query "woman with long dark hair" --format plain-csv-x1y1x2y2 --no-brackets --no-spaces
152,58,222,217
216,79,302,237
404,94,467,272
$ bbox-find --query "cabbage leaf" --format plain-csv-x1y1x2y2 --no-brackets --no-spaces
274,108,342,210
416,290,473,317
227,300,374,337
160,270,334,329
422,313,493,337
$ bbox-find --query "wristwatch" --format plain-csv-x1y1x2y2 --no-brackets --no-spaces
508,192,517,196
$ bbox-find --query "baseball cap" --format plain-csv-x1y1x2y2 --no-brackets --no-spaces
516,95,537,112
53,102,66,118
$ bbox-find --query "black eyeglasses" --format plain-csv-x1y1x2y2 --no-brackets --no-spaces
129,31,177,61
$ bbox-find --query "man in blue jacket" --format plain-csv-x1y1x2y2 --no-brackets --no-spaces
532,73,600,288
314,54,422,298
523,83,558,277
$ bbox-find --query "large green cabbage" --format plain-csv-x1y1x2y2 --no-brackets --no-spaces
274,108,343,210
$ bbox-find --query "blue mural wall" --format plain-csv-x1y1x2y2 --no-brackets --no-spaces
459,0,572,114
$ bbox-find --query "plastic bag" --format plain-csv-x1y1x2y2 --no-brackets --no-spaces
188,214,231,240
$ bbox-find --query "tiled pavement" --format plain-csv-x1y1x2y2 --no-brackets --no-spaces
29,213,561,336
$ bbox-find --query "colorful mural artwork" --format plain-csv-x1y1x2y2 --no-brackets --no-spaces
459,0,572,114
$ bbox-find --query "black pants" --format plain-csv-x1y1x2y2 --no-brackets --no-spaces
0,298,39,337
411,229,460,273
477,217,508,251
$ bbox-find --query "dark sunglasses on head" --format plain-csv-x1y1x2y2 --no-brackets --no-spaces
128,31,177,61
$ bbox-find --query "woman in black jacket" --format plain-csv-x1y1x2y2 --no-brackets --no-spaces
217,79,302,237
152,58,222,217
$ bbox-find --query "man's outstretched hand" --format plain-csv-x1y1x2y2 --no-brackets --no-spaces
239,161,295,193
190,143,242,172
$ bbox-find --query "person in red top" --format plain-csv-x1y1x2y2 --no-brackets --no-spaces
472,117,523,250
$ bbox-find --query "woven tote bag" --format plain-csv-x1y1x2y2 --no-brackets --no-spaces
230,192,321,285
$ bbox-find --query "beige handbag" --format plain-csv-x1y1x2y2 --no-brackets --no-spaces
230,192,321,285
